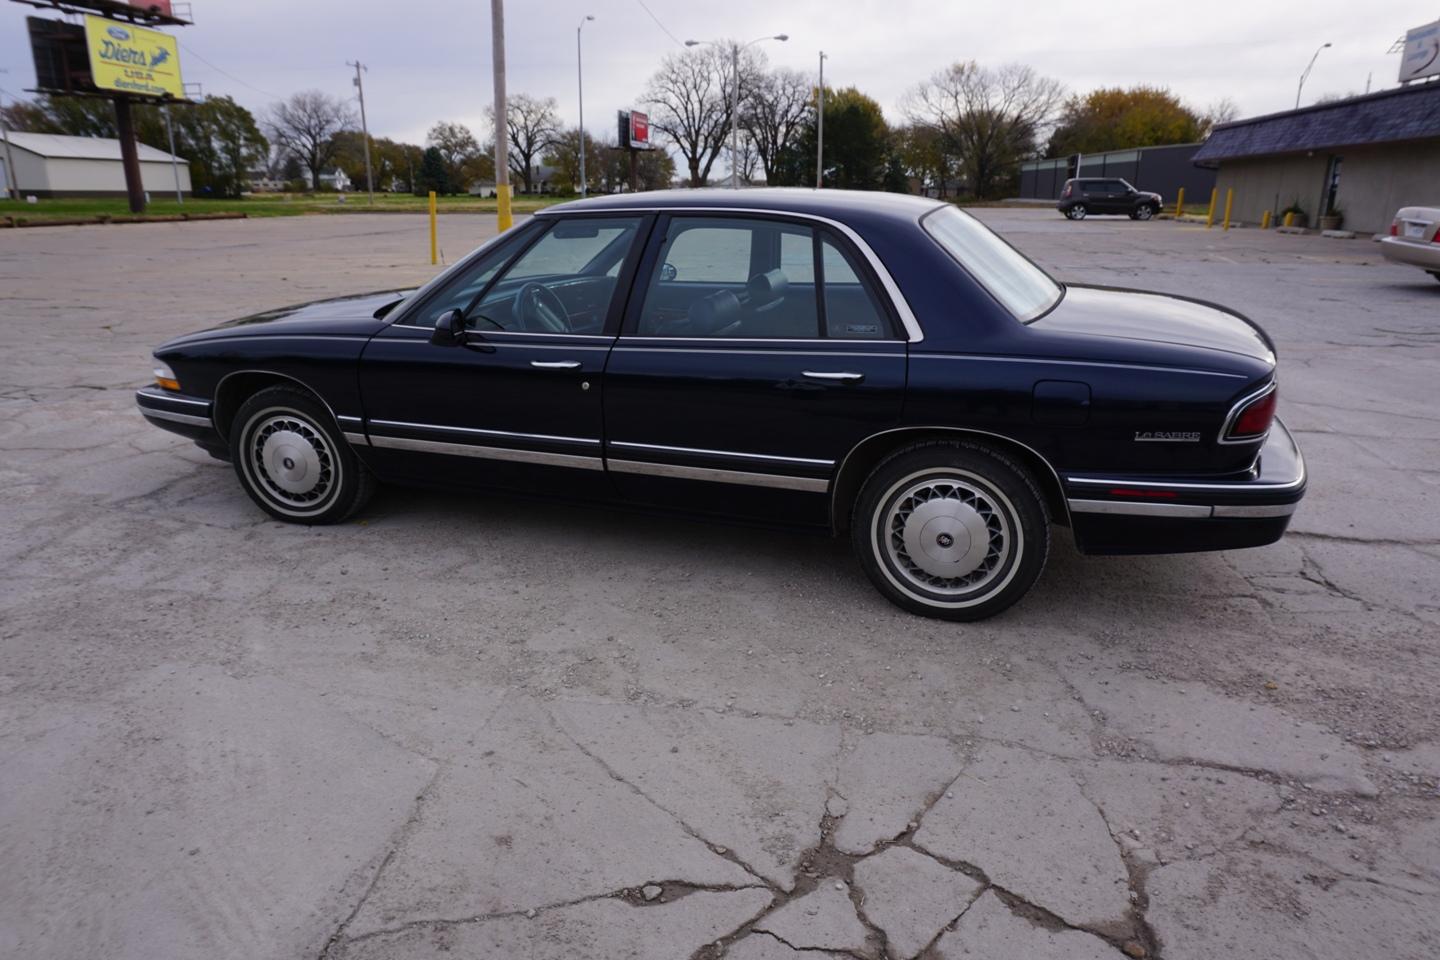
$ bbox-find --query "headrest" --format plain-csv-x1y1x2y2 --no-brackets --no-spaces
746,269,788,304
687,289,742,332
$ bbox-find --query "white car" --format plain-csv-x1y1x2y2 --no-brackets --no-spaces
1380,206,1440,282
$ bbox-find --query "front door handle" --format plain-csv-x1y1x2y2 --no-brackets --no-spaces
802,370,864,383
530,360,582,370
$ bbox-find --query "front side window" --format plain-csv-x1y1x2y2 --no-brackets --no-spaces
635,217,891,340
465,216,643,334
402,223,543,327
922,205,1061,322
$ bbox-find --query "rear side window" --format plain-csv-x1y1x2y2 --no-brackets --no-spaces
922,206,1061,322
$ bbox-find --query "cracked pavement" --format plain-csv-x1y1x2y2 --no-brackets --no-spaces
1,211,1437,959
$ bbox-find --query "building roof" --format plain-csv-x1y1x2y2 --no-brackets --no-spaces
2,131,185,163
1193,82,1440,164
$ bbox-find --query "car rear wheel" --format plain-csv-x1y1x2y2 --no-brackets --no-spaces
1132,204,1155,221
1066,204,1087,220
230,385,374,524
851,441,1050,621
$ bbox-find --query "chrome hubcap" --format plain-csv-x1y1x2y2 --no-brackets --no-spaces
249,414,335,508
884,477,1011,595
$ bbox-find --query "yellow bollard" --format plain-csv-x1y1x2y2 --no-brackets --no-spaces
1222,188,1234,231
1283,211,1294,228
1261,210,1272,230
497,183,513,232
428,191,437,265
1174,187,1185,218
1205,187,1218,228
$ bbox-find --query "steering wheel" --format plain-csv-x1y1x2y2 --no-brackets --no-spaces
513,282,569,333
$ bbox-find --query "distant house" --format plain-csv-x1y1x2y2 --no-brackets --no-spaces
246,169,285,193
302,168,352,192
0,131,191,198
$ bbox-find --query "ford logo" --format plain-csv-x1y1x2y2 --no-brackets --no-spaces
107,26,130,40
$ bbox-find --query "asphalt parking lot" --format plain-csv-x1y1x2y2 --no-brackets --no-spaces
2,206,1437,960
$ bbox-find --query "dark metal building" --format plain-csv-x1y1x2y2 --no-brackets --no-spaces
1192,83,1440,234
1018,143,1215,203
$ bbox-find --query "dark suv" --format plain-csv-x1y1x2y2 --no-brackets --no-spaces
1057,178,1163,220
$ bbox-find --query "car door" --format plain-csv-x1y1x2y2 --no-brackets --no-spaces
602,213,907,525
357,214,650,493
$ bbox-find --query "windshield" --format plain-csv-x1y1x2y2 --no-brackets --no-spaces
921,206,1062,322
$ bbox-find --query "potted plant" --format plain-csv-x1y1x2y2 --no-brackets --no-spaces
1280,200,1308,228
1319,207,1344,231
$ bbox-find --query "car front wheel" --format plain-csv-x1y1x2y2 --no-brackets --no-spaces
1132,204,1155,220
851,441,1050,621
230,385,374,524
1066,204,1087,220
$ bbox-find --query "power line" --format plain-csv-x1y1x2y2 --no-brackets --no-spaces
634,0,684,46
177,42,287,101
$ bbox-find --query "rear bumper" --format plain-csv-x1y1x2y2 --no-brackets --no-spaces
1063,417,1305,555
136,386,225,451
1379,236,1440,271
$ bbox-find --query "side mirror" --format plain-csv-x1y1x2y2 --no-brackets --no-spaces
430,309,466,346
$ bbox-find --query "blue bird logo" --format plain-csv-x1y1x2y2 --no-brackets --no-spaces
150,47,170,68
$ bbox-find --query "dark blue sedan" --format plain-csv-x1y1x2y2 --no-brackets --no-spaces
136,189,1304,620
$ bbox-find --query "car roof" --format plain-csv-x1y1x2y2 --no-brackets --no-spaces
541,187,946,228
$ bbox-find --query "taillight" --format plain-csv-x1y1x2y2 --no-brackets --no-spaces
1062,184,1072,198
1225,386,1277,441
1390,221,1398,236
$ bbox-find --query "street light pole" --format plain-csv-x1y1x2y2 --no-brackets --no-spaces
577,14,594,198
686,34,788,189
1296,42,1332,109
816,51,826,189
348,61,375,203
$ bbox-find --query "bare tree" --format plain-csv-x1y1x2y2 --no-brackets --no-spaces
486,94,561,194
265,90,354,191
1199,96,1240,136
744,67,812,183
644,43,765,187
904,62,1064,199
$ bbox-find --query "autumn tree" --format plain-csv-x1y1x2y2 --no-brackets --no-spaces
544,128,603,194
426,121,489,193
266,91,354,191
905,62,1064,199
1047,86,1204,156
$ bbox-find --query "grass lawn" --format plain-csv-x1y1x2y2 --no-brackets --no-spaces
0,192,567,223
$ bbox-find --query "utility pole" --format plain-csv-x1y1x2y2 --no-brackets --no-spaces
348,61,375,203
491,0,512,229
815,51,826,189
163,104,183,203
577,15,594,198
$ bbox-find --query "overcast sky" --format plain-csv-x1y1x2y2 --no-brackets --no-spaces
2,0,1436,151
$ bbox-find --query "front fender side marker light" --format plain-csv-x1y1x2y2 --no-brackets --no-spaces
154,363,180,391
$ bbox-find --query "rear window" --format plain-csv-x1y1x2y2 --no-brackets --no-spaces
921,206,1062,322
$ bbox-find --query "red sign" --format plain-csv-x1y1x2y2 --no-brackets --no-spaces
629,111,649,149
130,0,175,15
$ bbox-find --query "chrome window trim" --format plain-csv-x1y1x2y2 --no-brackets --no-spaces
606,458,829,492
911,353,1247,380
619,206,924,343
612,346,900,360
136,387,211,408
369,419,601,446
138,407,211,427
1217,380,1277,445
370,435,604,470
608,439,833,467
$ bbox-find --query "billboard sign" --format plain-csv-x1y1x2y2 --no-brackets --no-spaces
1399,19,1440,83
83,14,183,98
629,111,650,149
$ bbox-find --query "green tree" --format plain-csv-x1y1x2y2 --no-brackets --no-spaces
882,151,910,193
417,146,450,196
426,121,485,194
175,95,267,197
1047,86,1204,156
544,128,603,195
780,86,889,189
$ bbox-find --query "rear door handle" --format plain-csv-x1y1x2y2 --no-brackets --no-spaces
801,370,864,383
530,360,581,369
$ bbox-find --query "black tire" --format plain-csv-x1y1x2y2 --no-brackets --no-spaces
1131,204,1156,221
850,441,1050,621
228,385,374,524
1066,204,1087,220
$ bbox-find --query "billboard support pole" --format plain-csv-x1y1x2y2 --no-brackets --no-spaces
491,0,512,231
113,97,145,213
163,104,182,204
